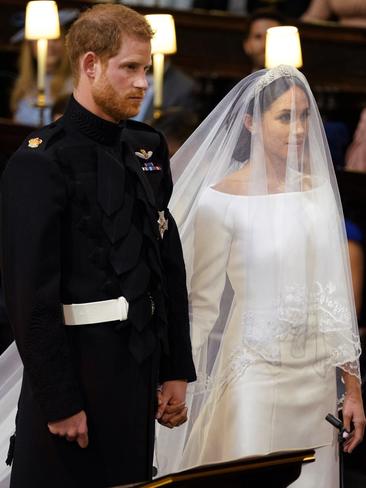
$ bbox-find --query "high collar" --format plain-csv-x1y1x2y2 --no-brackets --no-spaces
62,95,125,145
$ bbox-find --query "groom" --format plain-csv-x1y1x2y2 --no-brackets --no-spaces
1,4,195,487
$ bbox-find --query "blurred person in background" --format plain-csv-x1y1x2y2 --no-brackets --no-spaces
133,60,199,123
302,0,366,27
345,107,366,173
10,10,77,127
193,1,309,17
243,8,284,72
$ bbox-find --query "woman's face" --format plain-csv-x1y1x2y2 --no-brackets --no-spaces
261,85,309,165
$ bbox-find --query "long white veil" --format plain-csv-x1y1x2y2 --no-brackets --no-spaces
155,65,361,475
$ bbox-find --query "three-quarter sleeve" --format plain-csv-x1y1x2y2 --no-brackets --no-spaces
1,150,83,421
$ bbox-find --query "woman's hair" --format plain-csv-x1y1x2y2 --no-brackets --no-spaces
65,4,153,84
248,75,308,116
10,38,71,114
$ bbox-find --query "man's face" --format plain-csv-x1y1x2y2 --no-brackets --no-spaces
92,35,151,121
243,19,280,70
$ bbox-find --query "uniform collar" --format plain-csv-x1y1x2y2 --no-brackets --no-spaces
62,95,125,145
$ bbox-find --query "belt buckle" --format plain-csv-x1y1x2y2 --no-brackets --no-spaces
148,294,155,316
117,296,128,321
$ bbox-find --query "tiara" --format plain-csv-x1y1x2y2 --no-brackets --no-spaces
254,65,299,94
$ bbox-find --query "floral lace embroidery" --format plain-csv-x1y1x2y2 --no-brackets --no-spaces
193,344,256,398
192,281,361,397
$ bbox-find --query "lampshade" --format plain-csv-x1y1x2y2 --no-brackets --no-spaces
145,14,177,55
25,1,60,40
265,26,303,69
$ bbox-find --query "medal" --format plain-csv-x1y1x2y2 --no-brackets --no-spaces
157,210,168,239
28,137,43,148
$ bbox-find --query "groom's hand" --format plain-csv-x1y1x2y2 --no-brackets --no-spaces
156,380,188,428
48,410,89,448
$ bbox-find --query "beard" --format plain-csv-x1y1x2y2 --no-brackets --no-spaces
91,76,143,122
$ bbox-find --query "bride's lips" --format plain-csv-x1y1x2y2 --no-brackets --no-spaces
287,141,304,146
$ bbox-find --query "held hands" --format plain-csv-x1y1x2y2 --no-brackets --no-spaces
48,410,89,448
342,375,366,453
156,380,188,429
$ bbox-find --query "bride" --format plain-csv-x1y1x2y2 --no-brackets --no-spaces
155,65,365,487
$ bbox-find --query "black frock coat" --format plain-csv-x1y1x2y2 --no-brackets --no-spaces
0,97,196,488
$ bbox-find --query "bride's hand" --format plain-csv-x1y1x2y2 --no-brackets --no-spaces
342,373,366,453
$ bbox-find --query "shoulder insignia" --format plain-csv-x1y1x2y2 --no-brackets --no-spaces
28,137,43,149
135,149,153,160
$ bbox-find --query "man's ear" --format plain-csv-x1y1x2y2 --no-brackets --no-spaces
81,52,99,79
244,114,254,132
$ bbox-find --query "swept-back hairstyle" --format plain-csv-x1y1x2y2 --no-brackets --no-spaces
66,4,153,84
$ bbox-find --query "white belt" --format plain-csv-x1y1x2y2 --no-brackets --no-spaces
63,296,129,326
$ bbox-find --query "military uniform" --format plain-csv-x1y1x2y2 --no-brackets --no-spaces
1,97,196,488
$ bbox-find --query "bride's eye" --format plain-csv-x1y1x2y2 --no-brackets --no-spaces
277,112,291,122
301,109,310,121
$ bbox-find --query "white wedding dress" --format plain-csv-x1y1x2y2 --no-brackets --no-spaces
173,185,342,487
156,66,360,488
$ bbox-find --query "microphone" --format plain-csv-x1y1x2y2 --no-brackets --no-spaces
325,413,349,488
325,413,350,442
325,413,343,430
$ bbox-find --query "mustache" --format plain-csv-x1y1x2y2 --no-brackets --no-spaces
126,90,145,98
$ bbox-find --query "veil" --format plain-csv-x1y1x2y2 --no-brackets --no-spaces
154,65,361,475
0,343,21,486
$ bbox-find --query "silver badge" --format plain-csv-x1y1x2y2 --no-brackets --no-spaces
157,210,168,239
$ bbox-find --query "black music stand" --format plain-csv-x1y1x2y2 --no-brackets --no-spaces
120,449,315,488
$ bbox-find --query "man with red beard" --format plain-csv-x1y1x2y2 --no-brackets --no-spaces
0,4,196,488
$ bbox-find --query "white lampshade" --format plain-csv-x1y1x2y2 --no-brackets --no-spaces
265,26,303,69
25,1,60,40
145,14,177,55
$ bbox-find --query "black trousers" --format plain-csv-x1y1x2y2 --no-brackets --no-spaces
10,323,159,488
